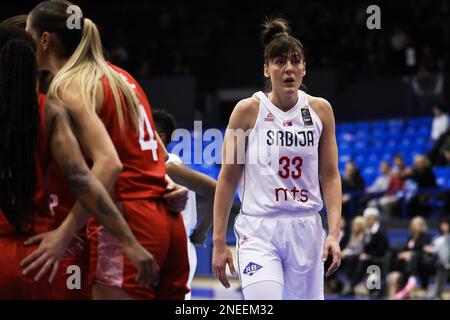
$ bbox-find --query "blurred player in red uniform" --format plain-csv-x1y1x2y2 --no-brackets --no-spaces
22,0,190,300
0,26,157,299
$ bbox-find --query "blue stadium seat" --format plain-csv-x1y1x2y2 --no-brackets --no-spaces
338,154,352,166
381,152,394,162
411,117,432,127
403,127,420,139
433,167,450,180
354,122,370,131
337,133,355,144
403,154,414,166
353,141,367,151
398,138,413,152
371,128,386,138
354,129,370,141
370,120,387,129
385,139,397,152
362,167,378,185
336,123,354,134
387,128,403,139
369,140,385,153
387,118,404,129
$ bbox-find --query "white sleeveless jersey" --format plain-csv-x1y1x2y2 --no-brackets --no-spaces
238,90,323,216
166,153,197,235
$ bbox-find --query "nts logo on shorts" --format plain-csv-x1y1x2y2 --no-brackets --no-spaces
243,262,263,276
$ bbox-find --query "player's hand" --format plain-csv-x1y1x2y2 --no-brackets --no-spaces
190,228,207,247
212,242,236,289
322,235,341,277
122,241,159,290
20,227,72,283
163,181,188,214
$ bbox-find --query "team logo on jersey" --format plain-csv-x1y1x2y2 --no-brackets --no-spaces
243,262,263,276
301,107,313,126
282,120,293,126
264,112,275,122
240,234,249,245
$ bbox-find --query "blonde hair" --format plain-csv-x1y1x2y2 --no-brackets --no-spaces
47,18,140,131
351,216,365,241
352,216,366,231
410,216,428,233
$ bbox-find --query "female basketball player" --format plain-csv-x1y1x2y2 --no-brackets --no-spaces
0,26,157,298
22,0,189,299
212,18,342,300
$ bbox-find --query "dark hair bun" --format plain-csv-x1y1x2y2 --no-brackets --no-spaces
261,18,290,47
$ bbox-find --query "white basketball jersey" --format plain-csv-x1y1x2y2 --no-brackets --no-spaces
166,153,197,235
238,90,323,216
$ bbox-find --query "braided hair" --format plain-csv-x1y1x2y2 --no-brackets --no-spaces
0,26,40,233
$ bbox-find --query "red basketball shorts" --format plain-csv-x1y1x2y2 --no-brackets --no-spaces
88,199,189,299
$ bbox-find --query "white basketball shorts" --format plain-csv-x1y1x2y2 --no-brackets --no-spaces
234,212,325,300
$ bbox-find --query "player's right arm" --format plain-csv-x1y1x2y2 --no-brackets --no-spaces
212,97,258,288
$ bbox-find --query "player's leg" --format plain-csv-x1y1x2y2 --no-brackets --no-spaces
234,214,285,299
92,283,134,299
242,280,284,300
154,206,190,300
282,213,325,300
185,239,197,300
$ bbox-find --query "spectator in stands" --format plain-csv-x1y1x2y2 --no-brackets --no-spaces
402,155,437,216
341,208,389,297
367,161,392,193
425,218,450,299
388,216,433,299
429,132,450,166
377,155,408,217
342,161,365,217
431,105,449,142
364,161,392,209
340,216,366,295
428,106,450,166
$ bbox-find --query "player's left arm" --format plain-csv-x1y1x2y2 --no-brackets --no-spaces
166,161,217,245
310,96,342,276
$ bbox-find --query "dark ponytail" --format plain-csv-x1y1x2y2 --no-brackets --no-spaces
261,18,291,48
261,17,305,63
0,27,40,233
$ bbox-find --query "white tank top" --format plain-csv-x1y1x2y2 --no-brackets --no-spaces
166,153,197,235
238,90,323,216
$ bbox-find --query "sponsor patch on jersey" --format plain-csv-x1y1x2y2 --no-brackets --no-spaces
301,107,313,126
265,112,275,122
243,262,263,276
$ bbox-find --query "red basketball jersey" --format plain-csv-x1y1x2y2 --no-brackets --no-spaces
46,63,167,226
102,63,167,200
